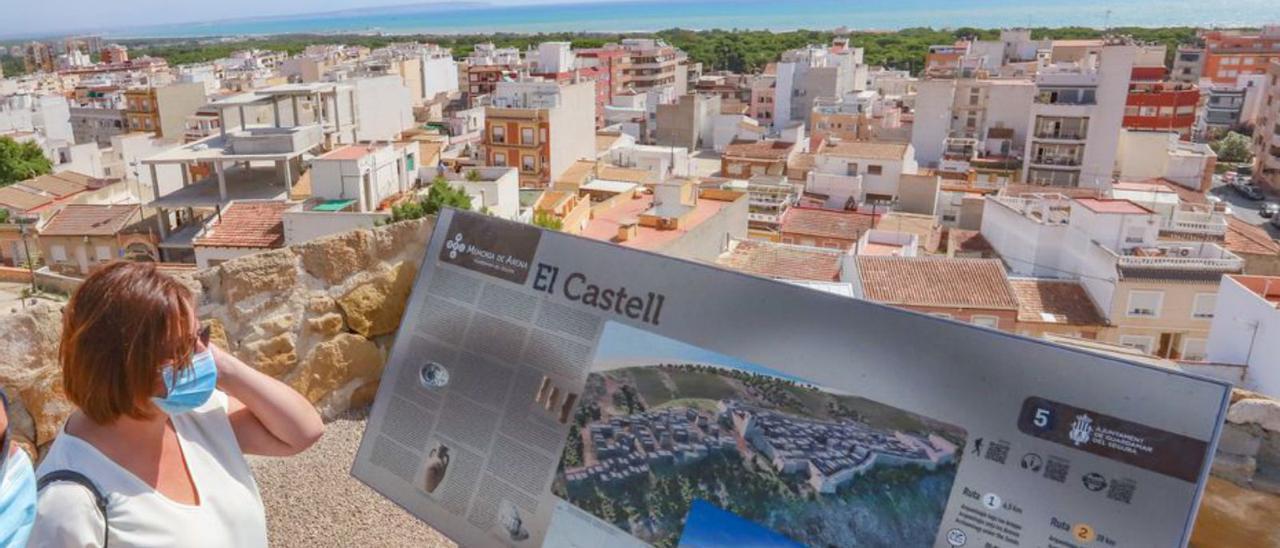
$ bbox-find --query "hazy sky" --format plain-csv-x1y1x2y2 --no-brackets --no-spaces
10,0,583,37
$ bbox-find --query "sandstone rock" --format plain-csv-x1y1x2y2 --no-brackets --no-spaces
306,294,338,315
1212,453,1257,485
306,313,346,336
337,262,417,338
20,374,74,449
298,230,375,285
371,217,431,263
258,313,297,336
1218,423,1264,458
1227,398,1280,432
291,334,383,404
219,248,298,305
203,317,230,350
349,379,380,409
1232,388,1268,405
1191,477,1280,547
242,333,299,377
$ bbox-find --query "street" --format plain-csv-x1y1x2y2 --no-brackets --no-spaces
1209,180,1280,239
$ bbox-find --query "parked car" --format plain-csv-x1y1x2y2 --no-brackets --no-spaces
1232,181,1265,201
1262,202,1280,218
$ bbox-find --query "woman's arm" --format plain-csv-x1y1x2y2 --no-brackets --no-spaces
212,345,324,456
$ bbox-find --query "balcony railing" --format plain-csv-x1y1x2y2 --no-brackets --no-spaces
1034,130,1087,140
1030,156,1082,167
1116,255,1244,270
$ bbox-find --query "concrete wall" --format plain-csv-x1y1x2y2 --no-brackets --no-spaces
547,81,597,184
156,83,208,140
353,76,414,142
1207,276,1280,397
656,193,747,262
910,79,956,166
282,210,388,245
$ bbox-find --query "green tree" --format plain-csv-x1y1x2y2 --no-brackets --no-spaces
532,210,564,231
1211,131,1254,164
0,137,53,186
0,208,9,224
422,176,472,215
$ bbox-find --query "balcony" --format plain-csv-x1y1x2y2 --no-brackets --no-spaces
1029,155,1082,167
1034,130,1087,140
1115,243,1244,272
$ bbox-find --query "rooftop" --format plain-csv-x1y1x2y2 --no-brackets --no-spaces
1227,275,1280,307
716,239,845,282
781,207,876,242
819,141,910,161
1008,278,1107,326
318,144,380,161
723,139,795,160
193,200,290,249
580,191,735,251
40,204,143,237
1074,198,1153,215
855,256,1019,310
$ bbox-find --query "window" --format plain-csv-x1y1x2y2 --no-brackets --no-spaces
95,245,112,261
521,127,535,145
1126,290,1163,318
846,162,859,176
929,313,953,319
493,152,507,166
1182,338,1208,362
491,126,506,144
1119,335,1155,354
1192,293,1217,319
971,316,1000,329
867,165,883,175
1123,226,1146,244
521,155,536,173
51,245,67,262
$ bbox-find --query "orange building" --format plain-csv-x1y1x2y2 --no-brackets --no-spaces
1201,27,1280,85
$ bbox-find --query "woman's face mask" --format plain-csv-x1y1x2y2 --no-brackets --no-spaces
152,349,218,416
0,410,37,547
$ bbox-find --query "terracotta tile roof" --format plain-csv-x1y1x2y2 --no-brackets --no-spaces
1225,217,1280,256
40,204,142,236
193,201,290,249
716,239,844,282
319,145,377,161
27,172,95,196
723,139,794,160
0,186,53,211
1008,278,1107,326
819,141,909,161
855,256,1018,310
781,207,876,242
878,212,938,251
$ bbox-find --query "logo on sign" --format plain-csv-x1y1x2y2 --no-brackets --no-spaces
1069,414,1094,446
445,233,466,259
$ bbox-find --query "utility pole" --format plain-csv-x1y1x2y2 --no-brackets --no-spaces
18,219,36,295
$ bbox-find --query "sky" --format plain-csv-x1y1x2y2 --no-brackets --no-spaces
9,0,590,37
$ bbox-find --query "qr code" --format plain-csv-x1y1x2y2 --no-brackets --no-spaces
1043,458,1070,483
985,442,1009,465
1107,479,1137,504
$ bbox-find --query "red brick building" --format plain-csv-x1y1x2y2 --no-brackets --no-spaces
1124,68,1199,140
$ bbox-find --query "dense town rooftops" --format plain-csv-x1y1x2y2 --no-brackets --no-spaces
40,204,142,237
855,256,1019,310
1008,278,1107,326
781,207,876,241
193,200,290,249
716,239,845,282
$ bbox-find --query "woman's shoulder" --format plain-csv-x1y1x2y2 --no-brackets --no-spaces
30,477,107,547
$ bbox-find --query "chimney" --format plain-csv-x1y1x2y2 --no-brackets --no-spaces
616,221,638,242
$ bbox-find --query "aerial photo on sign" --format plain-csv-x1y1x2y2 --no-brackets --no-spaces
551,322,966,546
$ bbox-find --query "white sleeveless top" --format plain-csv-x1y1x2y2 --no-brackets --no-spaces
28,390,268,547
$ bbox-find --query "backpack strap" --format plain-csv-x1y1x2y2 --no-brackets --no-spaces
37,470,109,548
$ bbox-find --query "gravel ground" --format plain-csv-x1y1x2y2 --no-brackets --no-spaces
248,408,455,548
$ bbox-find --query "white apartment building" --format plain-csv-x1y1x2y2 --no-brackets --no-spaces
441,166,522,220
774,41,868,128
1206,275,1280,396
1022,43,1136,188
804,141,918,208
0,92,74,162
467,43,524,67
310,142,419,213
982,192,1242,357
1115,129,1216,191
910,77,1035,167
535,42,575,74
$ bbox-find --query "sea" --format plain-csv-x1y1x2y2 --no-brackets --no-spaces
86,0,1280,39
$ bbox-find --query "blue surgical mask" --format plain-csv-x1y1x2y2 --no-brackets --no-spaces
0,443,37,548
152,349,218,416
